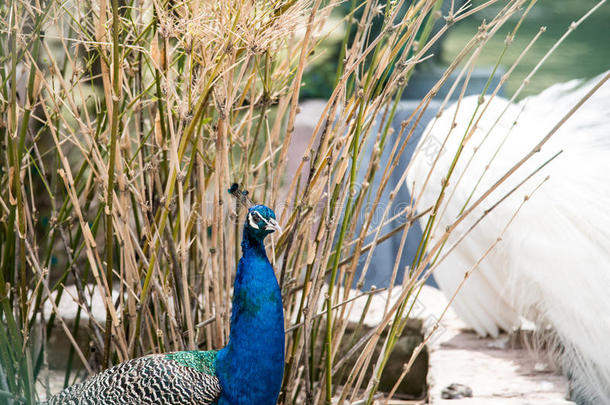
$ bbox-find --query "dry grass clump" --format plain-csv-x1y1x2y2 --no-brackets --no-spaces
1,0,601,404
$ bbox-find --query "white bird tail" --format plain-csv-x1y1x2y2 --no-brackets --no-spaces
408,72,610,403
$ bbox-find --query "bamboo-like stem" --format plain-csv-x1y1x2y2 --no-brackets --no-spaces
2,0,605,402
102,0,123,369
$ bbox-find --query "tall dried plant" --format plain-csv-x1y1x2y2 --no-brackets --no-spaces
0,0,603,404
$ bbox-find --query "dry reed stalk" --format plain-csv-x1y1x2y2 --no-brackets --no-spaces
1,0,605,403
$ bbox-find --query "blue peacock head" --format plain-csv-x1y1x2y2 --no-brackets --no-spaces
228,183,281,240
245,205,281,239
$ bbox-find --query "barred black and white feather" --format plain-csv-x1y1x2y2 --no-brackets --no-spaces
42,354,221,405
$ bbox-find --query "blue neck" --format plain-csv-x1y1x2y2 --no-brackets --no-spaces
240,227,267,254
216,225,285,405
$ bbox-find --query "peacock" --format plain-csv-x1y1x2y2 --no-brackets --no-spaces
408,72,610,404
43,187,284,405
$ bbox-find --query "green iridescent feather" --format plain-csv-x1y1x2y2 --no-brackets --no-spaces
166,350,217,375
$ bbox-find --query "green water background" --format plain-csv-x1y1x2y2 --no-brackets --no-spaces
301,0,610,99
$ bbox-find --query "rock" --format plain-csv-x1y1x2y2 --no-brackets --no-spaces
441,383,473,399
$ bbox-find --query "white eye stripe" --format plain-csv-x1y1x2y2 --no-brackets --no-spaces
248,210,280,232
248,213,260,229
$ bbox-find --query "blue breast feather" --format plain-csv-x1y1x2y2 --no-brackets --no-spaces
215,231,285,405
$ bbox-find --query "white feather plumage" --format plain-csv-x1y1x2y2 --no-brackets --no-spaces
408,72,610,403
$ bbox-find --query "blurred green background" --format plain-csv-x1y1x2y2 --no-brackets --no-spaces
442,0,610,97
302,0,610,99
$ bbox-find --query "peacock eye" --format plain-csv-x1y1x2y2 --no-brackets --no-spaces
248,211,264,229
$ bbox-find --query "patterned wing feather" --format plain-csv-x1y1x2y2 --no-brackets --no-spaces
42,352,221,405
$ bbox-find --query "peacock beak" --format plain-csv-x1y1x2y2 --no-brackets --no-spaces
266,218,282,234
